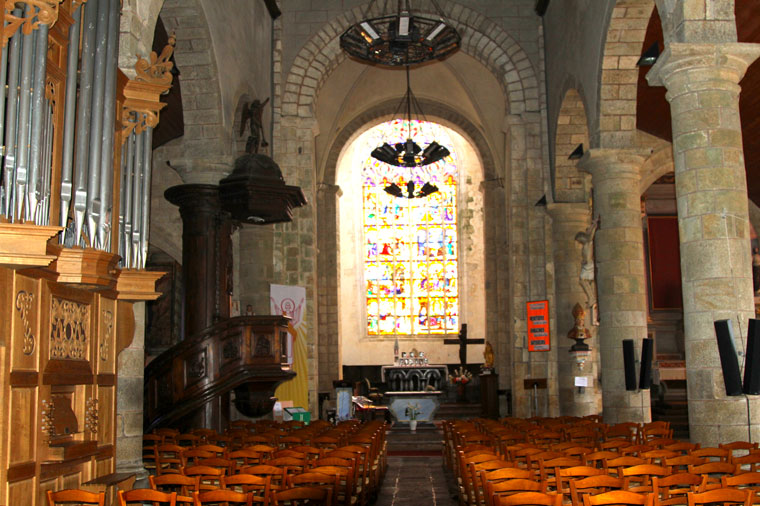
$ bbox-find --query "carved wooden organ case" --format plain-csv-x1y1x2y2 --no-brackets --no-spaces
0,1,173,504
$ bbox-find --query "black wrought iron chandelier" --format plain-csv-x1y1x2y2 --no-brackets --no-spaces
373,66,449,198
340,0,461,67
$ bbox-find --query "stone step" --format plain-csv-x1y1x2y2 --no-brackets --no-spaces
386,423,444,453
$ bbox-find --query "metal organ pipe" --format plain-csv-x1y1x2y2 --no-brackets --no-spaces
60,4,83,236
96,0,120,250
131,122,144,269
121,127,136,267
2,8,23,219
140,125,153,268
15,4,35,221
73,0,98,245
28,21,50,224
86,0,109,248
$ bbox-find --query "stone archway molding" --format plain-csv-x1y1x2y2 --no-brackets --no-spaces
283,0,539,119
119,0,166,77
322,98,499,185
639,141,673,194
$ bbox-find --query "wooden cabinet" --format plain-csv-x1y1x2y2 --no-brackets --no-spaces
0,248,159,506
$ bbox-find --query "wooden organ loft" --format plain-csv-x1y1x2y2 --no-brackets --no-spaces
0,1,172,504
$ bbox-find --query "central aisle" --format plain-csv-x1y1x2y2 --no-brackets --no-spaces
374,456,458,506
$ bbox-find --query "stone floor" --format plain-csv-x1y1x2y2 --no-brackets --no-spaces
374,456,459,506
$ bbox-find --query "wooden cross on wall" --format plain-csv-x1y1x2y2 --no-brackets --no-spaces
443,324,485,366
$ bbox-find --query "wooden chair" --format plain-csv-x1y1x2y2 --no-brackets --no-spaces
157,444,187,475
600,441,634,453
287,472,340,506
177,434,202,447
663,443,699,455
272,486,332,506
151,473,201,502
239,465,289,491
651,473,704,506
582,490,653,506
183,465,225,491
192,489,254,506
687,462,736,490
568,476,626,506
620,446,655,458
606,457,650,478
268,457,309,474
621,465,671,493
733,453,760,473
118,489,177,506
222,474,271,496
721,472,760,499
182,449,215,467
228,449,266,468
196,445,226,458
497,491,562,506
689,448,729,464
585,451,619,471
539,457,586,490
605,424,640,443
556,466,606,497
197,457,237,476
641,451,679,467
309,465,357,506
487,480,548,506
47,490,105,506
663,457,706,473
686,488,753,506
144,434,164,472
243,444,277,461
720,442,759,462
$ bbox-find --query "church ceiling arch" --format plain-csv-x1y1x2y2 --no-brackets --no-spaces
321,99,498,187
597,0,654,149
554,88,590,203
282,0,539,120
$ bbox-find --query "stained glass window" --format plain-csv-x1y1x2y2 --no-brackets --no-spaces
363,119,458,336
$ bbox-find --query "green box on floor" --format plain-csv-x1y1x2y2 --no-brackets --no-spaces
284,407,310,425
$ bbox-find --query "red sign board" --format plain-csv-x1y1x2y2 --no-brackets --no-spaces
527,300,550,351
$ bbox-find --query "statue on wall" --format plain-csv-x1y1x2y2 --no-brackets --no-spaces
240,98,270,154
482,341,494,371
567,303,591,350
575,216,599,308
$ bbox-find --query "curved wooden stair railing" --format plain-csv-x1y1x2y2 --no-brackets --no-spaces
144,315,296,432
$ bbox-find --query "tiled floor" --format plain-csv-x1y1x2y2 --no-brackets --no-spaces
374,456,459,506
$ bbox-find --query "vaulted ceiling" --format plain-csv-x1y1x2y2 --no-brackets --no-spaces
636,3,760,204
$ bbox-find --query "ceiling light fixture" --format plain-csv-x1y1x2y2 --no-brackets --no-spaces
340,0,460,67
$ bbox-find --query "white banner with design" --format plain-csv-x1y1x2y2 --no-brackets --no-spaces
270,284,308,410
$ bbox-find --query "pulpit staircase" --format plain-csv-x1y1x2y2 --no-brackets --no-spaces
144,315,296,433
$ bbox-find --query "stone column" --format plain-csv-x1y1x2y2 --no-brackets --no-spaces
547,203,603,417
116,302,148,484
647,43,760,445
579,149,651,424
316,183,342,395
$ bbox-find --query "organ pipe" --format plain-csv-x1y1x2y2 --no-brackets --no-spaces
28,22,50,224
60,4,82,235
15,4,35,221
2,9,22,219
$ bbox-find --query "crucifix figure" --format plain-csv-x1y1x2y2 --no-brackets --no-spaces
443,324,485,367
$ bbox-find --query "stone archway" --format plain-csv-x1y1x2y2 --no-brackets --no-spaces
554,89,591,203
316,100,507,396
275,0,550,417
597,0,655,149
119,0,165,75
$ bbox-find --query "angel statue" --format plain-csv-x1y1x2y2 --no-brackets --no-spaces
239,98,270,154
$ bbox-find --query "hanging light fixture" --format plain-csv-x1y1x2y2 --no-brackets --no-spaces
371,66,450,167
372,66,448,198
340,0,461,67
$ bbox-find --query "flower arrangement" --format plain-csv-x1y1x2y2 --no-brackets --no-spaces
404,402,422,420
449,366,473,385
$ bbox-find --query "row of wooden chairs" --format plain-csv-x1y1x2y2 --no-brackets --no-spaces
443,418,760,506
46,485,331,505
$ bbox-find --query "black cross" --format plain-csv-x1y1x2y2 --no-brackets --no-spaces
443,324,485,367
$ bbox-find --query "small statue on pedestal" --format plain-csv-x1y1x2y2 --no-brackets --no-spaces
567,303,591,351
481,341,495,374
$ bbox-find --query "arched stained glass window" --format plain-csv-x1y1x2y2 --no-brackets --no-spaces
362,119,458,337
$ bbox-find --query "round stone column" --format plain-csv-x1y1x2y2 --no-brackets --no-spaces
647,43,760,445
547,203,602,417
579,149,651,424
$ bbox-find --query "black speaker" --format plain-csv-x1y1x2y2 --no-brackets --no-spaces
639,338,654,390
623,339,637,391
743,319,760,395
714,319,743,396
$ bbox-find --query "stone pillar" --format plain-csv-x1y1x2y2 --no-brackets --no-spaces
547,203,603,417
239,226,275,315
579,149,651,424
647,43,760,445
116,302,148,484
316,183,342,395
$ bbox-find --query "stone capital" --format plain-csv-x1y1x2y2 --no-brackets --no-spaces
169,157,235,185
317,183,342,197
647,42,760,94
577,148,650,182
480,178,505,193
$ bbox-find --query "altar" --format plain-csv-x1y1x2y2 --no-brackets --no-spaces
381,364,446,423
